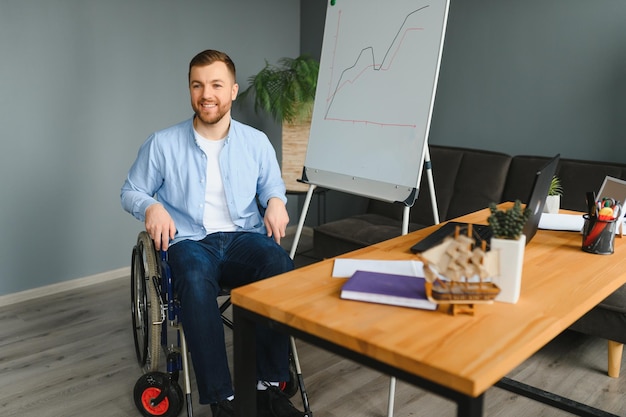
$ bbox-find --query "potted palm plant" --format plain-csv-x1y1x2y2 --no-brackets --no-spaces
239,55,319,192
487,200,531,304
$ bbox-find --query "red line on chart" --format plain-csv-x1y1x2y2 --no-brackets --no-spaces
323,5,430,127
326,9,343,102
324,117,417,128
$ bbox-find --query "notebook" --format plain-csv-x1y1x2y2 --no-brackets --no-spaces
340,270,437,310
410,154,560,253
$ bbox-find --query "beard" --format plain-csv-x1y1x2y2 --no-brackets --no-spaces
193,100,231,125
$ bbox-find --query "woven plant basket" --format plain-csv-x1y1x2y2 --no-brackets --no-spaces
281,119,311,193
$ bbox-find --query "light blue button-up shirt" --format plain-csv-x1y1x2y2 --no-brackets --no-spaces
121,117,287,245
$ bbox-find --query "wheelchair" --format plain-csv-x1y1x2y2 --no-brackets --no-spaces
130,231,312,417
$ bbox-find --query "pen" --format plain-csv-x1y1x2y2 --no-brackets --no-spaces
586,191,596,216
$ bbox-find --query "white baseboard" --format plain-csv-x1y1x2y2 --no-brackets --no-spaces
0,267,130,308
0,227,313,308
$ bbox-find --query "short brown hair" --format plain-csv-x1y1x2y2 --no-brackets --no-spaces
188,49,236,82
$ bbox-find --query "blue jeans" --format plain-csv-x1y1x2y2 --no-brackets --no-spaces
168,232,294,404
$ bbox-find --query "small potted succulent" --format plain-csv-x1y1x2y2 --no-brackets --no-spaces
487,200,531,240
487,200,531,304
544,176,563,214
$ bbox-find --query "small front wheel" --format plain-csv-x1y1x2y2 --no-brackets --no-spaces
133,372,184,417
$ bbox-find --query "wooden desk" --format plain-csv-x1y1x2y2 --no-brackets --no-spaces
231,207,626,416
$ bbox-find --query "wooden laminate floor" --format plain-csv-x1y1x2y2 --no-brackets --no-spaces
2,272,626,417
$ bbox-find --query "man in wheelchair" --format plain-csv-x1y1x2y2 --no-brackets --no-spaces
121,49,306,417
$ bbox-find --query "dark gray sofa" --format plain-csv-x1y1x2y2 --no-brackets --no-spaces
313,144,626,377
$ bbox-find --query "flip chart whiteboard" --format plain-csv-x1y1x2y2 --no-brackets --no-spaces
302,0,450,204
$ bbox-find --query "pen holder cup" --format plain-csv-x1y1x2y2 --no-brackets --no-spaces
582,214,617,255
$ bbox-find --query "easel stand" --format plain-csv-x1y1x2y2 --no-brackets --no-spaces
289,184,318,260
289,146,439,417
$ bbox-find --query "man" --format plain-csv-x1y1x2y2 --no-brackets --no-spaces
121,49,305,417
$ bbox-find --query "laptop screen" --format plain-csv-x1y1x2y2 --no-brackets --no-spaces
521,154,560,243
597,176,626,216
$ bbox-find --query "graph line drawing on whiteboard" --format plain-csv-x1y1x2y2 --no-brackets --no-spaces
304,0,450,203
324,5,431,128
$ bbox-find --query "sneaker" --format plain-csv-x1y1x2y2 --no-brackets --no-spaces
257,386,306,417
211,399,234,417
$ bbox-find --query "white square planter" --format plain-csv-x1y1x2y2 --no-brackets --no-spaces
491,234,526,304
544,195,560,214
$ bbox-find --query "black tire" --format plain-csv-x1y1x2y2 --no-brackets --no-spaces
133,372,184,417
131,231,162,372
131,246,149,366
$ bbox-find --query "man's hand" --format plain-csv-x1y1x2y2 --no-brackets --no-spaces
145,203,176,251
264,197,289,245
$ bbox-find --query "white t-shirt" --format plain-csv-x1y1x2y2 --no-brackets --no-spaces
195,132,237,233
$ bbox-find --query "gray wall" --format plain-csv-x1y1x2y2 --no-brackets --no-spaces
302,0,626,225
430,0,626,161
0,0,298,296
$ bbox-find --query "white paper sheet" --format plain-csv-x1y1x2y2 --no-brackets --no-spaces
538,213,585,231
538,212,625,235
332,258,424,278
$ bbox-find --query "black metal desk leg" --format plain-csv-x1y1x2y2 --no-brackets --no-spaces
457,393,484,417
233,306,257,417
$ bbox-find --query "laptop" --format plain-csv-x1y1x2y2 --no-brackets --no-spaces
597,176,626,216
410,154,560,253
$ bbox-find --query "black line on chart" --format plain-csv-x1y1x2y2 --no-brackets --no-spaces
323,5,430,127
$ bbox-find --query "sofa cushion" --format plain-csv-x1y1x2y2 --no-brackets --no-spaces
598,285,626,314
501,155,552,205
313,213,423,259
558,159,626,212
442,148,512,220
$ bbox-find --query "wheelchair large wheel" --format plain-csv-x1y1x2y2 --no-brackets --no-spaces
131,231,162,372
134,371,184,417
